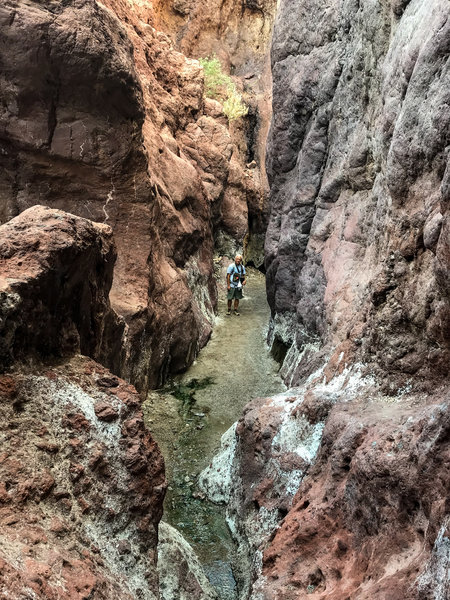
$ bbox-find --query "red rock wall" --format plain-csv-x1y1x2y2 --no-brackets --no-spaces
248,385,450,600
152,0,278,265
0,358,166,600
265,0,450,388
0,208,166,599
0,0,263,392
0,205,121,370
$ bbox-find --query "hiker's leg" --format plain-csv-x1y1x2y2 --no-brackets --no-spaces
234,299,239,310
228,299,232,310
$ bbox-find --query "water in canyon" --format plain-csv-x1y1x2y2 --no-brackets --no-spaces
143,266,285,599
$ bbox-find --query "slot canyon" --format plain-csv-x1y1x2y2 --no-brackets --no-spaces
0,0,449,599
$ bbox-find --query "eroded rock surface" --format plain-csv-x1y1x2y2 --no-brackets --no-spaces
0,206,165,599
0,0,263,392
218,0,450,597
258,386,450,600
157,522,218,600
0,205,120,371
266,0,450,385
0,357,166,600
201,368,449,599
152,0,278,266
0,204,220,600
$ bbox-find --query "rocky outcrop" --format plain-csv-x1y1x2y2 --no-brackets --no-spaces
0,208,167,598
153,0,276,75
0,205,120,371
258,384,450,600
157,522,218,600
0,205,220,600
265,0,450,386
201,368,449,599
0,0,263,392
152,0,278,266
0,357,165,600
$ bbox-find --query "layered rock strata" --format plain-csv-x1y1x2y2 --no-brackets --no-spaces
265,0,450,386
0,0,264,392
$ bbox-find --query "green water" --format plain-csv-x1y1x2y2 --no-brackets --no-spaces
143,267,284,598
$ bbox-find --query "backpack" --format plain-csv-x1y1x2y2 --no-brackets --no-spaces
229,264,244,284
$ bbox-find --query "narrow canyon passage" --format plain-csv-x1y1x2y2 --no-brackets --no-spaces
143,267,284,597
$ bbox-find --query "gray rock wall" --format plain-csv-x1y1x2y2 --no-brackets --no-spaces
266,0,450,386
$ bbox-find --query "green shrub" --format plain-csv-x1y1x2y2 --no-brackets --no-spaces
199,56,248,121
198,56,232,100
223,93,248,120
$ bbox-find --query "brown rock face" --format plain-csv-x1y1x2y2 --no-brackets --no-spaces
152,0,278,266
0,205,121,371
0,205,166,599
0,0,260,392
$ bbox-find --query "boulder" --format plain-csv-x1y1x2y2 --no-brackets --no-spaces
0,205,121,370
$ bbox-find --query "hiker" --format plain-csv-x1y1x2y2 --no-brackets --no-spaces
226,254,246,316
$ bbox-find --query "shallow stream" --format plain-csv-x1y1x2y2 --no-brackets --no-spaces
143,267,284,598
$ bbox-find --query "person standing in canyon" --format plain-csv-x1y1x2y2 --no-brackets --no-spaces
226,254,247,316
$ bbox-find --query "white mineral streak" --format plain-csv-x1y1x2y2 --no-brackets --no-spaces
157,522,218,600
198,423,238,503
185,252,216,326
21,376,158,600
416,517,450,600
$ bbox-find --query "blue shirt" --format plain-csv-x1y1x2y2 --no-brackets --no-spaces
227,263,246,288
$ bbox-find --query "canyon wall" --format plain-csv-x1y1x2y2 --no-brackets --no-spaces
0,206,218,600
0,0,269,393
1,1,449,599
152,0,278,265
216,0,450,598
0,207,166,599
266,0,449,388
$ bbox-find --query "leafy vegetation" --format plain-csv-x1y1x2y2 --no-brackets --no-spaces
199,56,248,121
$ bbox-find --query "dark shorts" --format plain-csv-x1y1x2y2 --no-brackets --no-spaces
227,287,243,300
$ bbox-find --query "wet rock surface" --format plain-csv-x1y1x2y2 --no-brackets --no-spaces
265,0,450,385
145,264,284,600
157,522,218,600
